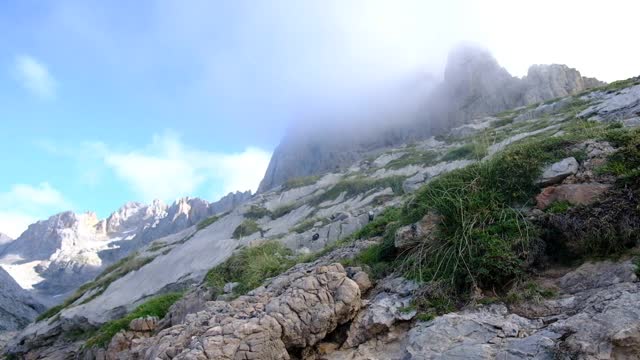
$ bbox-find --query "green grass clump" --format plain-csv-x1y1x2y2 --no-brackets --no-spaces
197,215,221,230
441,142,488,162
271,203,299,219
37,253,154,321
492,117,515,128
282,175,321,191
291,217,328,234
385,150,439,170
232,219,262,239
351,207,401,240
398,134,583,290
204,241,295,295
84,293,182,349
600,77,640,93
546,201,572,214
314,176,405,205
598,128,640,182
147,241,168,252
244,205,272,220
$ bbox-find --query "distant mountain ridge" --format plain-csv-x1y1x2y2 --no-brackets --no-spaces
257,45,605,192
0,190,252,303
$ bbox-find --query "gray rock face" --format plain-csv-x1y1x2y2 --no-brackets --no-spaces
579,82,640,122
0,267,44,331
538,157,579,185
520,64,605,104
259,46,602,193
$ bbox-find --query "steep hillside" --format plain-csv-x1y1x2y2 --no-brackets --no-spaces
7,75,640,359
258,45,604,193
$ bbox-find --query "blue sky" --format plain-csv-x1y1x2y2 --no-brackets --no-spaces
1,0,638,238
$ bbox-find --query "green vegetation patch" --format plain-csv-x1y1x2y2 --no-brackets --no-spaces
204,241,295,295
291,217,329,234
232,219,262,239
351,207,401,240
84,293,182,349
271,203,299,219
313,176,405,205
441,141,488,162
546,200,572,214
244,205,272,220
282,175,321,191
597,128,640,182
197,214,221,230
384,150,439,170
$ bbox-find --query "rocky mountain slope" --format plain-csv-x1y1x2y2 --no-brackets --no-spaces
258,45,604,193
5,70,640,359
0,191,251,305
0,267,44,332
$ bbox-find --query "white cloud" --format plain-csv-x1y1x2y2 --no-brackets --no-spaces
96,132,271,202
0,183,71,238
14,55,57,99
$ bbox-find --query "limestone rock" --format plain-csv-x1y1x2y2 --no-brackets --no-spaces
538,157,579,185
115,263,365,359
535,183,610,210
129,316,159,332
579,82,640,122
344,278,417,348
558,260,637,295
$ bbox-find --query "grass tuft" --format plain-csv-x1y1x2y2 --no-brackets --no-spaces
232,219,262,239
196,215,221,230
84,293,182,349
313,176,405,205
204,241,295,295
282,175,321,191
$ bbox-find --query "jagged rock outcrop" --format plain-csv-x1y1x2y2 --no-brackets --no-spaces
259,46,603,192
0,267,44,331
107,263,370,359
